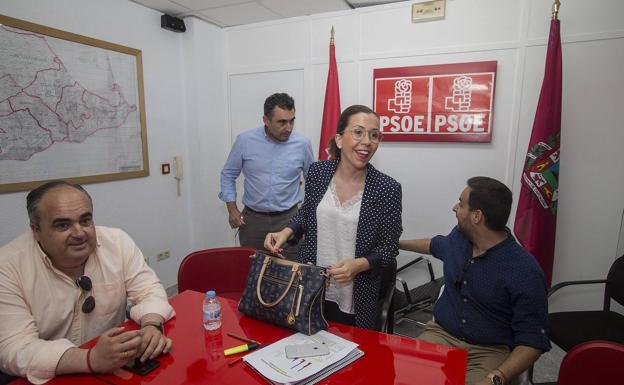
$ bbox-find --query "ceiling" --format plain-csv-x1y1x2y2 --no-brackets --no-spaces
130,0,410,28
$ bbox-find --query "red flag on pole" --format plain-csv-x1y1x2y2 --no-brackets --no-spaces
514,8,562,286
319,27,341,160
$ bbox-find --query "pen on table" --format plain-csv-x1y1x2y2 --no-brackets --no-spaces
224,341,259,356
226,336,264,366
226,347,264,367
227,332,256,344
224,333,261,357
228,356,244,366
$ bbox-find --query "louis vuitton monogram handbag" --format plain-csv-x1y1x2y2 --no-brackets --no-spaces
238,251,329,335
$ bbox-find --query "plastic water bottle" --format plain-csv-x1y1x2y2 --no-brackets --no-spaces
203,290,222,331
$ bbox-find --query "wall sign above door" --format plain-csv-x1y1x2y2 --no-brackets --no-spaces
373,61,497,142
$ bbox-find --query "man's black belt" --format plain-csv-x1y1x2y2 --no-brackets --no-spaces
245,205,297,216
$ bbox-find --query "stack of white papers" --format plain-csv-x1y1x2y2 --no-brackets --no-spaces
243,330,364,385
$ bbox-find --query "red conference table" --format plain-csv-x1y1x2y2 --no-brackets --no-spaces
15,290,466,385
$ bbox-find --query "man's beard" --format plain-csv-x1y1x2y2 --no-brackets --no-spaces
457,219,474,242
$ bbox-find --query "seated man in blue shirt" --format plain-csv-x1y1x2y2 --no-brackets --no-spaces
399,176,550,385
219,93,314,258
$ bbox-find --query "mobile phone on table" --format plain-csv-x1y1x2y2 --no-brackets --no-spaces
122,358,160,376
284,343,330,359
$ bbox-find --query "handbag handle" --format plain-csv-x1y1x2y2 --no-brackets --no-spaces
256,255,299,307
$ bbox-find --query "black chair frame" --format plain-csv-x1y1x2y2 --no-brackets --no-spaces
392,254,443,328
547,254,624,350
531,255,624,385
378,258,397,334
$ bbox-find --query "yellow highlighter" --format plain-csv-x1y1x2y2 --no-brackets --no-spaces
224,341,259,356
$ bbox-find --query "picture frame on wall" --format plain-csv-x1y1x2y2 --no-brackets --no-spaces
0,14,149,193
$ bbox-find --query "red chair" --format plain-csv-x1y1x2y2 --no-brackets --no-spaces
177,247,256,301
557,340,624,385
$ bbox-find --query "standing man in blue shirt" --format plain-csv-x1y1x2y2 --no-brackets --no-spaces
399,176,550,385
219,93,314,259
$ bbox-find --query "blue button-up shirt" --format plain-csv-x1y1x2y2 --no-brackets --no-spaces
219,126,314,212
430,226,551,351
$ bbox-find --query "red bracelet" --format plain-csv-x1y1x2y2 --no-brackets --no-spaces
86,347,95,373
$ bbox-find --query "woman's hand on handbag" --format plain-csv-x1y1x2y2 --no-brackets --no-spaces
264,228,294,254
328,258,370,283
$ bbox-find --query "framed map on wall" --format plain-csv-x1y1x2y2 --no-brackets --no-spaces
0,15,149,193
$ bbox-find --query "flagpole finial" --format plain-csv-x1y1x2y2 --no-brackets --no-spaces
330,26,335,45
551,0,561,20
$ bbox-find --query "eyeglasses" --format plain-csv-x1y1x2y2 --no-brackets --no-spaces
346,127,382,143
76,275,96,313
453,259,473,290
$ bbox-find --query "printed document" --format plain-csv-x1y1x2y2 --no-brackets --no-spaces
243,330,363,385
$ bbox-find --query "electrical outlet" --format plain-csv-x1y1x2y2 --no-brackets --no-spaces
412,0,445,23
157,250,171,262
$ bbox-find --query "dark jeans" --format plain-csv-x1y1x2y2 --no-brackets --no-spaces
324,300,356,326
0,371,17,385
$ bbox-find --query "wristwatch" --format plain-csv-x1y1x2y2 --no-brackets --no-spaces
490,374,503,385
141,322,164,334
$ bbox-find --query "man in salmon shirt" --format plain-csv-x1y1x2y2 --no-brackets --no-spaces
0,181,175,384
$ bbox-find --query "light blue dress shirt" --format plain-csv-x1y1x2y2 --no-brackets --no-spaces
219,126,314,212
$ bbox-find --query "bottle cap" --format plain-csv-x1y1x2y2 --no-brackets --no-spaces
207,290,216,298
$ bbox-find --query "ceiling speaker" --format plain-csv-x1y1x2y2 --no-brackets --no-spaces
161,14,186,33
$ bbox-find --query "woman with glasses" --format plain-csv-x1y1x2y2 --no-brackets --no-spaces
265,105,402,330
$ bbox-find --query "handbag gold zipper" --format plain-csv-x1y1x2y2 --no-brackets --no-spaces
261,273,302,325
262,275,293,285
295,284,304,317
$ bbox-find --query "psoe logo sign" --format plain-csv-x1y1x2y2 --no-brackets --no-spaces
373,61,497,143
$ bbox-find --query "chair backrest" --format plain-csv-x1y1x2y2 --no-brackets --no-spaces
606,254,624,309
177,247,256,301
377,259,397,333
557,340,624,385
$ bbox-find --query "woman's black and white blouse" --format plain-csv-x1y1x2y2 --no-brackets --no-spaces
288,159,403,329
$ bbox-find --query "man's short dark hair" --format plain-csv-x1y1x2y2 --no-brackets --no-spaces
27,181,92,226
263,93,295,118
466,176,512,231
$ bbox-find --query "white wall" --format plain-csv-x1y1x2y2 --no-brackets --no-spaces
180,17,232,252
2,0,624,313
0,0,228,289
221,0,624,312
